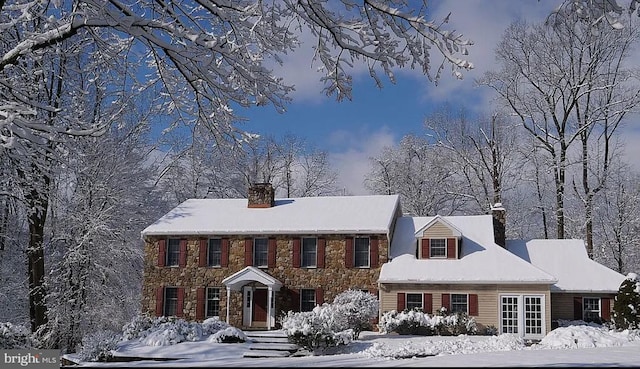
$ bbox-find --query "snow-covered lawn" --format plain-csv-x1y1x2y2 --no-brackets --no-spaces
68,324,640,367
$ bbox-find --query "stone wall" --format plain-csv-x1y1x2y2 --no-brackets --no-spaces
141,234,389,328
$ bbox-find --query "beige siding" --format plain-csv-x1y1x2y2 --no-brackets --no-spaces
422,222,454,238
380,283,551,336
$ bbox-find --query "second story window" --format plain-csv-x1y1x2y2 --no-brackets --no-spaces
354,237,370,268
166,239,181,266
208,238,221,267
429,238,446,258
301,237,317,267
254,238,268,267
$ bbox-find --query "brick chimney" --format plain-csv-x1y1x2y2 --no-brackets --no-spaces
491,203,506,248
248,183,275,208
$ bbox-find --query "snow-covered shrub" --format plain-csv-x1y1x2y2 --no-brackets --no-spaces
280,305,353,353
122,313,155,341
0,322,33,349
140,318,203,346
331,289,379,339
484,325,498,336
207,327,247,343
76,330,121,362
379,309,477,336
201,317,230,335
613,273,640,330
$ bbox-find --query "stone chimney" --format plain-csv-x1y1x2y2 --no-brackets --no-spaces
248,183,275,208
491,203,506,248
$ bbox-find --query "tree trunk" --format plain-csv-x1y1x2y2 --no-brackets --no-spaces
27,188,49,332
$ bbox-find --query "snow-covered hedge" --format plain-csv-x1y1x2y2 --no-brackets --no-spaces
76,330,121,362
0,322,34,349
121,314,232,346
207,327,247,343
379,308,477,336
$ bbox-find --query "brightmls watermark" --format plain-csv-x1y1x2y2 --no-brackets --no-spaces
2,350,59,368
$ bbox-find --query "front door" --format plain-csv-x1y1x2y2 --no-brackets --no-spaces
500,295,545,340
252,289,268,323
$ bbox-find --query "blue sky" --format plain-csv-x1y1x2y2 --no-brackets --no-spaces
232,0,640,195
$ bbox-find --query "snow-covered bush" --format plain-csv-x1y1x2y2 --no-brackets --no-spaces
75,330,121,362
201,317,230,335
613,273,640,330
331,289,379,339
0,322,33,349
207,327,247,343
280,305,353,353
379,309,477,336
141,318,203,346
122,313,155,341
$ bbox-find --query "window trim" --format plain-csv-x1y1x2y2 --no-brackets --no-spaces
253,237,269,267
353,236,371,268
208,238,222,267
301,237,318,268
206,287,221,318
429,238,447,258
451,293,468,314
166,239,181,267
163,287,178,316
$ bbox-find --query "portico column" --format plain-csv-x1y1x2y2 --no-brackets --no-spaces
226,287,231,324
267,285,273,330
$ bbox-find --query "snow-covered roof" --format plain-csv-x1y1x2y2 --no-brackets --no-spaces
141,195,401,237
379,215,557,284
507,239,626,293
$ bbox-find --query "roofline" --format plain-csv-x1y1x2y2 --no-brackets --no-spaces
378,279,557,285
550,288,619,294
141,229,391,237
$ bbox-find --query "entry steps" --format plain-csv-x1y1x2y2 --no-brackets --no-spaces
243,330,307,358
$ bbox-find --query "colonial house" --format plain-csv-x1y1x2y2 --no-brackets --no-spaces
140,184,626,339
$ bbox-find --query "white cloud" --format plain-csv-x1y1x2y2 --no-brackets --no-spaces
328,126,397,195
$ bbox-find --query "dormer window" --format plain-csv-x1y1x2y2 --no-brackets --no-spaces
429,239,447,258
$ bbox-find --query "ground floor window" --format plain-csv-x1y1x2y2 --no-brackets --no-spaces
583,297,601,322
301,289,316,312
451,294,468,314
164,287,178,316
406,293,422,310
206,287,220,317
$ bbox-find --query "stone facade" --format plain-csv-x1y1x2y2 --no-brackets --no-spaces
141,234,389,328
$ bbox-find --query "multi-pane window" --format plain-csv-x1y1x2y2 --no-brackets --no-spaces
501,296,519,334
451,294,468,313
406,293,423,311
524,296,543,335
429,239,446,258
164,287,178,316
254,238,268,267
301,237,317,267
206,287,220,317
166,239,181,266
354,237,370,267
301,289,316,312
208,239,221,267
583,297,601,322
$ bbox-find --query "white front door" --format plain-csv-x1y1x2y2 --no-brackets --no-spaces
500,294,545,340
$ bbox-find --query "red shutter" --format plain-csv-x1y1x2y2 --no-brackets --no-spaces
199,239,207,267
158,239,166,267
442,293,451,312
244,238,252,266
221,238,229,267
370,237,379,268
316,288,324,306
178,239,187,268
317,238,326,268
573,296,583,320
176,287,184,317
469,294,479,316
292,238,301,268
423,293,433,314
290,289,300,312
268,238,277,268
421,238,430,259
196,288,205,320
345,237,354,268
155,287,164,316
397,292,406,311
601,298,611,321
447,238,456,259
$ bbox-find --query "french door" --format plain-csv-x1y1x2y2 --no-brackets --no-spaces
500,295,545,339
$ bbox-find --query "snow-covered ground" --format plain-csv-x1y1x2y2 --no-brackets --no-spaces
69,324,640,367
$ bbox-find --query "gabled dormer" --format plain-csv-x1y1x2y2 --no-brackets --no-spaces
415,215,463,259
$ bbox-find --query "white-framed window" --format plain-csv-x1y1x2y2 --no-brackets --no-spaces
208,238,221,267
301,237,317,267
501,296,519,334
524,296,543,335
451,294,468,313
164,287,178,316
301,289,316,312
206,287,220,317
406,293,423,310
429,238,446,258
354,237,370,267
166,239,180,266
254,238,268,267
583,297,601,322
